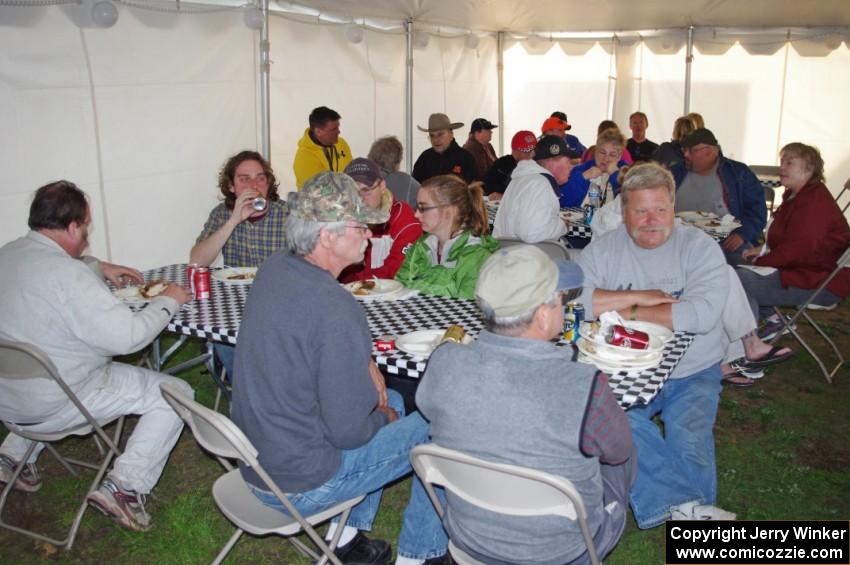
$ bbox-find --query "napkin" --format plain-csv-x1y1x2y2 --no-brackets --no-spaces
720,214,737,226
599,310,627,327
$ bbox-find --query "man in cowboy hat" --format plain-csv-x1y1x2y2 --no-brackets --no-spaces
411,113,477,184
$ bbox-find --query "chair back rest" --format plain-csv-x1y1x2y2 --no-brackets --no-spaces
410,444,585,521
839,181,850,214
160,382,258,467
497,238,571,262
0,339,61,383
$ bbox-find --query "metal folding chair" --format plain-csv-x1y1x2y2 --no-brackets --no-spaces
497,237,574,261
159,382,363,565
770,246,850,383
0,340,124,550
410,443,601,565
836,179,850,215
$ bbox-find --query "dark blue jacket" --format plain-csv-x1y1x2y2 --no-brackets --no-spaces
559,159,628,208
670,155,766,244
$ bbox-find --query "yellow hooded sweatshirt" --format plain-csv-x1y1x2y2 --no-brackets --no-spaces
292,128,353,189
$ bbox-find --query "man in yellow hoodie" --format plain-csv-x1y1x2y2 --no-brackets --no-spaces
293,106,353,188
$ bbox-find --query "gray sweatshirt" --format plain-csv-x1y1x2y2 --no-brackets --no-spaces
577,224,728,378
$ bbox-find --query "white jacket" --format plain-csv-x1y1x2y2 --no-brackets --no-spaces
0,231,177,421
492,160,567,243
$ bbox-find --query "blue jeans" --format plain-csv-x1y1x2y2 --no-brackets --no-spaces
213,343,235,385
249,390,447,559
627,364,723,529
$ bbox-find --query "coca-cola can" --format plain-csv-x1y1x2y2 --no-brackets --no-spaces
193,267,211,300
606,324,650,350
186,263,201,296
375,335,396,352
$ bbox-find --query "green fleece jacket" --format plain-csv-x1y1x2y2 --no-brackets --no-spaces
395,230,500,299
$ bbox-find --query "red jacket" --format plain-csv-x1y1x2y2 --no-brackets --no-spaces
755,180,850,298
340,197,423,283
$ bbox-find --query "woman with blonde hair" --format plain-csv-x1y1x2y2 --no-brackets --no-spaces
561,128,629,208
653,115,697,168
396,175,499,299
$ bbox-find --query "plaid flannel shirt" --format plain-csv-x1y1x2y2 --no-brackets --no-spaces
196,201,288,268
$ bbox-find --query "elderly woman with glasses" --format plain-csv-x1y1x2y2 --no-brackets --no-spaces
395,174,499,299
339,158,422,283
560,128,630,208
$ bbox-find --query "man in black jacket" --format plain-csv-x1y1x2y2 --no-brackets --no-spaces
412,113,476,183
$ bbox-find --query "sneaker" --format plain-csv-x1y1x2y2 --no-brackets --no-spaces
86,477,151,531
757,315,795,341
333,532,391,565
729,359,765,380
670,500,736,521
0,454,42,493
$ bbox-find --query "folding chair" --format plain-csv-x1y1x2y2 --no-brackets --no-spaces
497,237,574,261
836,179,850,215
410,444,600,565
0,340,124,550
159,382,363,565
770,246,850,384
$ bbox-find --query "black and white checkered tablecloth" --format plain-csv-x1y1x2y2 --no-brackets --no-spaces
760,178,782,189
136,265,692,409
364,294,693,409
486,203,592,239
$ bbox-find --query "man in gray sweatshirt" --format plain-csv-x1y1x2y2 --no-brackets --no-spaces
577,162,736,528
417,245,636,565
231,172,448,565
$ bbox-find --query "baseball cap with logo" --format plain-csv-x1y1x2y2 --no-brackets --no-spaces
471,118,498,132
289,172,388,224
475,245,584,318
511,130,537,153
680,127,719,149
534,135,581,161
344,158,383,186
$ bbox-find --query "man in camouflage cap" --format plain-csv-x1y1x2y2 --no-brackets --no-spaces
232,172,448,564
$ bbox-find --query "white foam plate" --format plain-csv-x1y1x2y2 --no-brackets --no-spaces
343,279,404,301
560,209,585,223
675,211,711,222
212,267,257,284
113,286,148,304
395,329,445,358
577,349,663,373
694,218,741,232
577,337,662,363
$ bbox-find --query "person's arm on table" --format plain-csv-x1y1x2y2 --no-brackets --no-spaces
590,288,678,328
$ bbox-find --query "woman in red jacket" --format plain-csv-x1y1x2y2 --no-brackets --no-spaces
339,158,423,282
737,142,850,340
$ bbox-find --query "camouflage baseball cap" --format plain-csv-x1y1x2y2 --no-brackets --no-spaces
289,172,389,224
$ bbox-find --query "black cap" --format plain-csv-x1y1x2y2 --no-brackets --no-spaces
534,135,581,161
681,127,719,148
471,118,498,132
550,111,572,130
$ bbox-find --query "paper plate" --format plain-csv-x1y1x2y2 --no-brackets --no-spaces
344,279,404,301
395,329,445,358
675,211,710,222
577,337,662,362
694,218,741,232
113,286,148,304
560,209,585,223
212,267,257,284
577,349,663,373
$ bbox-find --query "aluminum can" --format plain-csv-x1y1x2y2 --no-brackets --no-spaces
375,335,396,352
252,196,267,211
570,302,584,343
193,267,211,300
441,325,466,344
186,263,200,296
563,303,576,342
582,204,595,225
606,324,650,350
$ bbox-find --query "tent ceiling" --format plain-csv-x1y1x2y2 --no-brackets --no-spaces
276,0,850,32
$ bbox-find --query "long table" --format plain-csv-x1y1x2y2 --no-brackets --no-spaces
132,264,693,410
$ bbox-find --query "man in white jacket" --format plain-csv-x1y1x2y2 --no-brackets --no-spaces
0,181,194,532
492,135,579,243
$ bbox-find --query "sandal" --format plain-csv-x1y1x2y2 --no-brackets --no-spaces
722,374,755,388
745,345,794,368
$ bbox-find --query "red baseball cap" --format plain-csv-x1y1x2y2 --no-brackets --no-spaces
511,130,537,152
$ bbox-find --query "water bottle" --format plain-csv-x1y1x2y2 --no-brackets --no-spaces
583,182,602,224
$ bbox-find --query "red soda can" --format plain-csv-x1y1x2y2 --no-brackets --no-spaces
186,263,200,296
375,335,396,352
606,325,650,350
193,267,211,300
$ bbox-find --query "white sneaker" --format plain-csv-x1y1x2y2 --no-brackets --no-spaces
670,500,736,521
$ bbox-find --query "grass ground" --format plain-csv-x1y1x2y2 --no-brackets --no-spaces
1,302,848,564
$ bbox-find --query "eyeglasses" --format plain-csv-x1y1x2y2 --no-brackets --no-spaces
415,203,447,213
345,224,370,234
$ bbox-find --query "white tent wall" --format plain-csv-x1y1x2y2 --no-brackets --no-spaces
0,5,258,270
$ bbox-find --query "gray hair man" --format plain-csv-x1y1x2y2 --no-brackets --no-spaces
417,245,635,564
576,162,736,527
230,172,449,564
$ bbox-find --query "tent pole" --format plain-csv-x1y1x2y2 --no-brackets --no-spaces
684,25,694,114
405,19,414,173
497,31,504,156
259,0,271,160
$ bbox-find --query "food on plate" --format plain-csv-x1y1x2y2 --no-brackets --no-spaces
706,220,721,227
140,280,168,298
349,279,377,296
227,272,255,281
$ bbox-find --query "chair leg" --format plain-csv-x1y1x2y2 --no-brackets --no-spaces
212,528,244,565
802,311,845,382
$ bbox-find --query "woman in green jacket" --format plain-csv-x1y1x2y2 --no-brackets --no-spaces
396,174,500,299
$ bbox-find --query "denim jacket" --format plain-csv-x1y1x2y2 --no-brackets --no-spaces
671,155,766,244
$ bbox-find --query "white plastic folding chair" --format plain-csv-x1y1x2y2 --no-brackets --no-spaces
0,340,124,550
410,443,601,565
159,382,363,565
770,246,850,383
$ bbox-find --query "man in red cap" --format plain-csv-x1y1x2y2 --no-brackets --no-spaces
482,130,537,200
